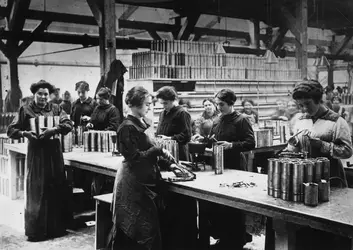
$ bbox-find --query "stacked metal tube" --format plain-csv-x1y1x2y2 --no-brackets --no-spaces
155,138,179,163
83,130,116,153
213,144,224,175
267,157,330,204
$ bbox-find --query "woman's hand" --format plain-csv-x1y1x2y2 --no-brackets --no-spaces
216,141,233,150
86,123,94,129
191,134,204,141
288,135,299,147
157,135,172,140
279,116,289,121
39,128,58,140
81,115,91,122
23,131,37,141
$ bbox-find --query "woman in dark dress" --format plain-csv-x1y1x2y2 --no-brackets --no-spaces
206,89,255,250
7,80,73,242
70,81,97,128
111,86,176,250
86,87,120,131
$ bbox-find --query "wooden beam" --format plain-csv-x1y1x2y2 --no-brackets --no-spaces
147,30,161,40
7,0,31,31
17,20,52,57
281,6,301,44
333,34,353,55
194,17,219,41
86,0,103,27
0,39,8,57
300,0,308,78
120,5,138,20
177,12,200,40
252,19,260,49
271,27,288,51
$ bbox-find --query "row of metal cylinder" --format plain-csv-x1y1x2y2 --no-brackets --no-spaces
83,130,117,153
213,144,224,175
29,115,60,139
341,93,353,105
268,157,330,206
155,138,179,163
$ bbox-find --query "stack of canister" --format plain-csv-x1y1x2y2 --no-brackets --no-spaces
341,93,353,105
278,121,290,144
267,157,330,204
155,138,179,163
83,130,116,153
29,115,60,139
213,144,224,174
61,130,73,153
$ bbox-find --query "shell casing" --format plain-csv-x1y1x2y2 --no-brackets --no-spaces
97,132,102,152
314,160,323,183
267,158,277,196
280,161,292,201
83,132,90,152
213,144,224,175
91,131,97,152
317,157,330,181
292,162,304,202
272,160,281,198
318,179,330,202
29,118,36,134
46,116,54,139
304,182,319,207
38,116,45,135
53,116,60,139
303,160,314,183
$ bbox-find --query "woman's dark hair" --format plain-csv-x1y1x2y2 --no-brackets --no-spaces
75,81,90,92
30,80,55,94
156,86,178,101
202,98,216,107
97,87,111,100
179,98,191,108
292,80,324,104
332,96,342,103
125,86,151,107
215,89,237,106
241,99,255,107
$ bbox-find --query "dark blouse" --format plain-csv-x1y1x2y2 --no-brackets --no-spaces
70,97,97,127
156,105,192,161
90,103,120,131
210,111,255,170
7,101,73,138
60,100,72,115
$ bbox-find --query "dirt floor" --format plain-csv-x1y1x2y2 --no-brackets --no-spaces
0,195,264,250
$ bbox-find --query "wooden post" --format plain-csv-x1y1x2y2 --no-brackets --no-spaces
0,66,3,112
252,19,260,50
328,62,334,88
299,0,308,79
6,50,22,112
100,0,116,77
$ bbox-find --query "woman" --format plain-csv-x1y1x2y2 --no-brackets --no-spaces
206,89,255,250
270,99,289,121
287,80,353,250
287,100,302,135
192,98,219,140
332,96,348,120
111,86,176,250
156,86,192,161
240,99,258,126
60,90,72,115
7,80,73,242
86,87,120,131
70,81,97,128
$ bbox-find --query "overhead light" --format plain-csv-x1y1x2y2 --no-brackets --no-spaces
265,50,279,64
216,43,226,54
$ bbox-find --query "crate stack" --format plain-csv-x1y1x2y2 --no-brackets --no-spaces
129,40,301,80
0,134,25,198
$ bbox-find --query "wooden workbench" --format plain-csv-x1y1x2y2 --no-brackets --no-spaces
5,143,353,250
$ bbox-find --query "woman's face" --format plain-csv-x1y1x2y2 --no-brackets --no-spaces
287,101,298,114
243,101,253,113
34,88,49,107
132,95,152,118
96,95,108,105
204,100,215,114
78,90,88,100
159,99,174,112
215,97,232,115
296,98,320,116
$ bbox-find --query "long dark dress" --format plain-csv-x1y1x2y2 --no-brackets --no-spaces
70,97,97,127
60,100,72,115
90,103,120,131
156,105,191,161
207,111,255,249
111,115,169,250
7,102,73,239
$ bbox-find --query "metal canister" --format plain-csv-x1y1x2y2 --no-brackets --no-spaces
53,116,60,139
97,131,102,152
273,159,281,198
267,158,277,196
254,129,273,147
102,132,108,153
303,160,314,183
280,160,291,200
304,182,319,207
83,132,90,152
38,116,45,135
29,118,36,134
91,131,97,152
46,116,54,139
317,157,330,181
318,179,329,202
77,126,83,147
62,131,73,152
292,161,304,202
213,144,224,175
314,159,323,183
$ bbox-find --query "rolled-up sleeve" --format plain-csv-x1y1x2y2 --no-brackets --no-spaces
57,107,73,135
320,117,352,159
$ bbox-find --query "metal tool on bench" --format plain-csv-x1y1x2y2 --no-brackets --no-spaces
188,142,207,171
165,153,196,182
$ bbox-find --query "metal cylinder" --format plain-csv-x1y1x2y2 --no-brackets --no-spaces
280,161,291,200
304,182,319,207
46,116,53,129
254,129,273,147
292,161,304,202
267,158,277,196
83,132,90,152
314,160,323,183
97,131,102,152
213,144,224,175
317,157,330,181
53,116,60,139
29,118,36,134
273,160,281,198
319,179,330,202
303,160,314,183
91,131,97,152
37,116,45,135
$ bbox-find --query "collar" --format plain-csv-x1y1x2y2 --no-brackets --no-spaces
76,97,92,105
30,101,52,113
127,114,150,130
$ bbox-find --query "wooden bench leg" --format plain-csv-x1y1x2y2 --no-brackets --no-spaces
95,200,112,250
272,218,298,250
198,200,210,249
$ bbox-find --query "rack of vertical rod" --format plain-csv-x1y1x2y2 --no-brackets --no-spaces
267,157,330,206
83,130,117,153
155,138,179,163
